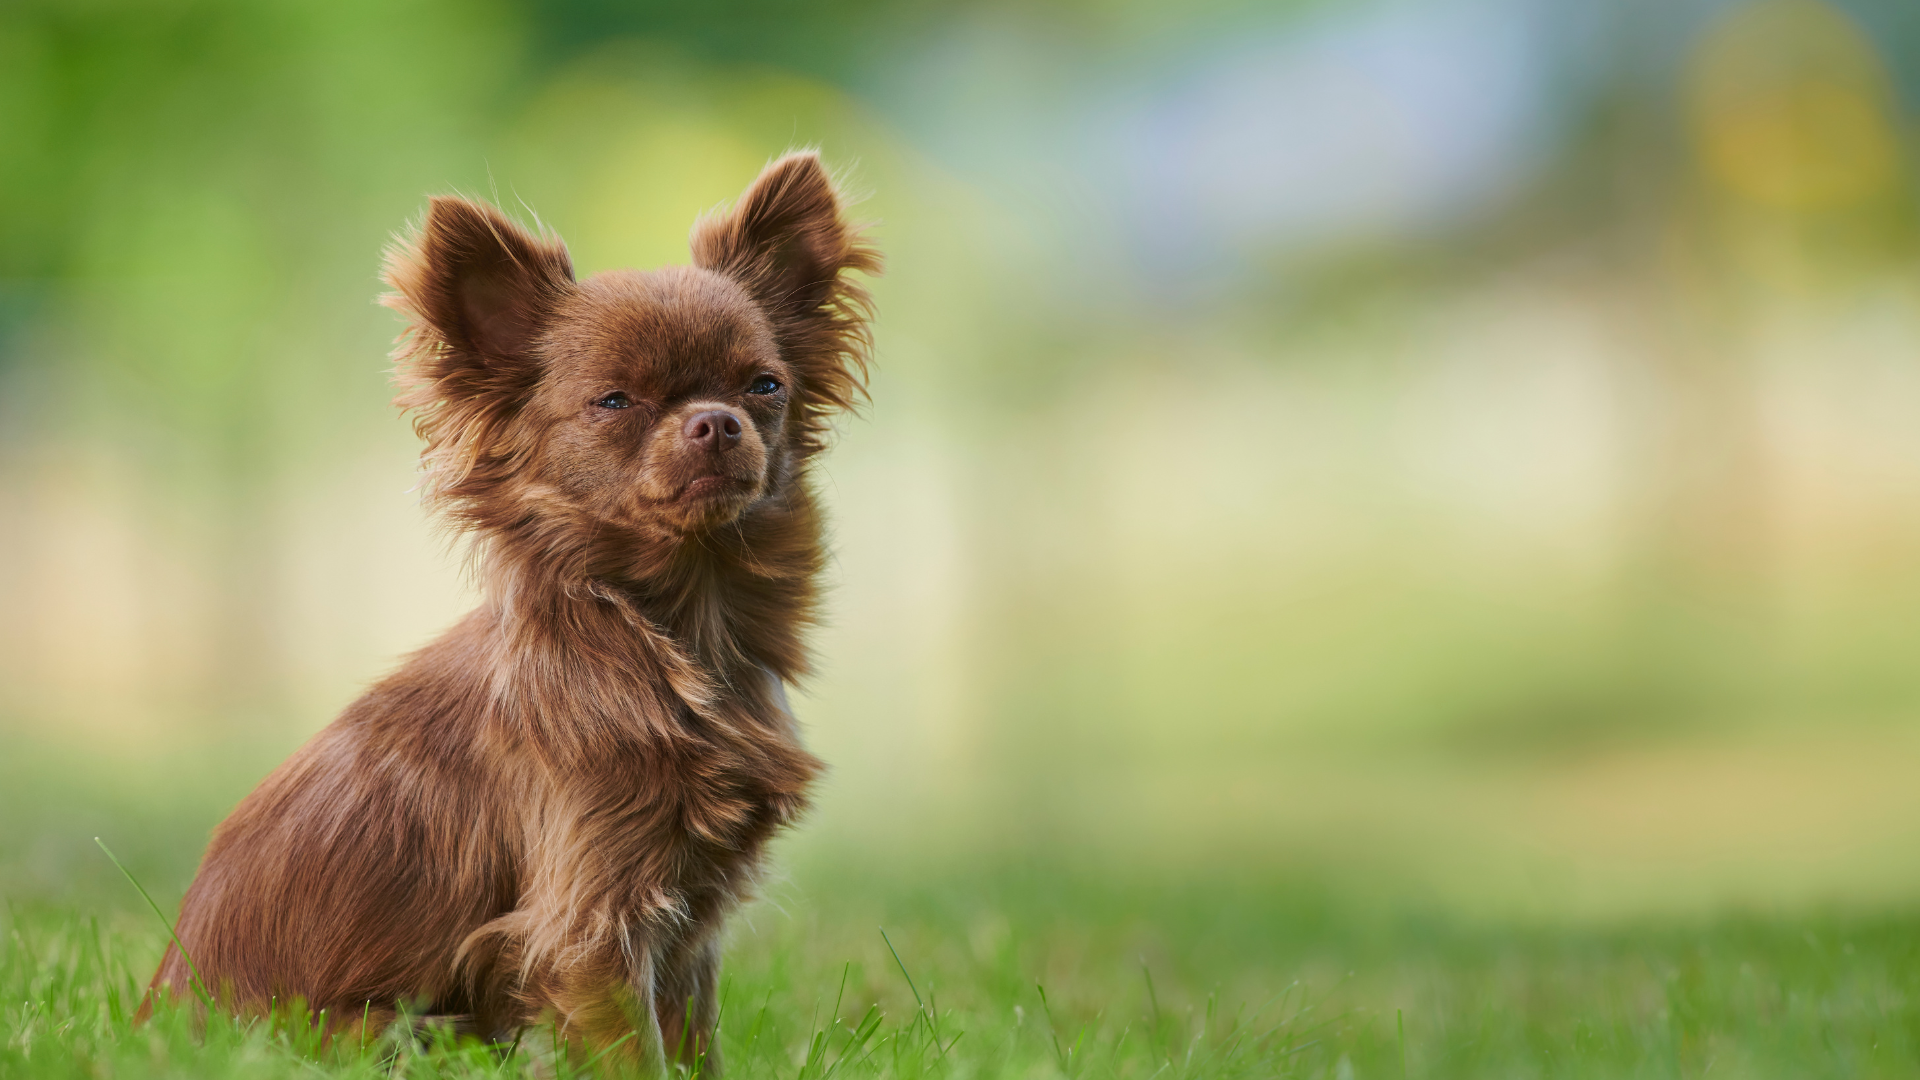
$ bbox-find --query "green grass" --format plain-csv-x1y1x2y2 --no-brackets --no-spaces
6,857,1920,1079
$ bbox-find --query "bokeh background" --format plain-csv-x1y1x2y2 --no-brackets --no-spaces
6,0,1920,922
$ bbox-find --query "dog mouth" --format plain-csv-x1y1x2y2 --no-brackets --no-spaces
677,474,750,501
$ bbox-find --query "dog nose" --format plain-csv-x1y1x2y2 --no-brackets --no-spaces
683,410,743,453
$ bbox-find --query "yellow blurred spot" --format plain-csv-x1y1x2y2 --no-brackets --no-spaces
1689,0,1901,209
577,117,765,273
501,46,870,275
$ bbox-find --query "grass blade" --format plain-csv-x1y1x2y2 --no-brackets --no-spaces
878,927,924,1012
94,836,215,1011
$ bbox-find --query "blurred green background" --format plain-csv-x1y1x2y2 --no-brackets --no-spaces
6,0,1920,923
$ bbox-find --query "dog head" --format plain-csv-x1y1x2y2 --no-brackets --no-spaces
384,152,877,553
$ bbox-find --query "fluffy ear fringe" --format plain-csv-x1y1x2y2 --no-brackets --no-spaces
691,151,882,458
381,197,572,513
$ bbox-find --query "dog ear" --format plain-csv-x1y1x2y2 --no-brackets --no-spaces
384,196,574,396
692,152,880,447
384,198,573,508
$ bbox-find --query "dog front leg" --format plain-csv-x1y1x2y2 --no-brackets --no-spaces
525,936,669,1077
655,933,723,1074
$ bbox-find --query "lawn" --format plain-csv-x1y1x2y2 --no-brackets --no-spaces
6,851,1920,1079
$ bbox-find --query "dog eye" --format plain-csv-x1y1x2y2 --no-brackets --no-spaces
747,376,781,395
595,392,632,410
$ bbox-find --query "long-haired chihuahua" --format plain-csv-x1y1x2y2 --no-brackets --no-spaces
139,151,878,1075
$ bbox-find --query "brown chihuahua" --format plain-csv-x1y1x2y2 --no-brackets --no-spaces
139,151,878,1074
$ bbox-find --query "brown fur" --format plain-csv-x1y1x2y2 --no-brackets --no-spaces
138,152,879,1074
